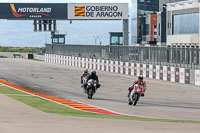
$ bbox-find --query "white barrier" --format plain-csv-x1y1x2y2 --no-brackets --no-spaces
65,56,68,66
195,70,200,86
137,63,140,76
115,61,119,73
97,59,101,70
101,60,105,71
149,65,153,78
110,60,114,73
120,62,124,74
71,56,74,66
81,58,85,68
171,67,175,82
85,58,88,68
93,59,96,70
45,54,200,86
156,65,160,80
131,63,134,75
143,64,146,78
125,62,129,75
106,60,109,72
179,68,185,84
163,66,167,81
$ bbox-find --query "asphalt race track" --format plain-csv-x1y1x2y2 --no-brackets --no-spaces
0,58,200,121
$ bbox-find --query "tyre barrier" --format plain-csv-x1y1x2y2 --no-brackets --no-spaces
45,54,200,86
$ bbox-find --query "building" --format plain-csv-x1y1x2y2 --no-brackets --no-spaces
130,0,199,46
166,0,199,47
130,0,159,45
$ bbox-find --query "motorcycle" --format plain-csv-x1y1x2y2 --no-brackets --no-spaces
86,79,97,99
128,84,143,106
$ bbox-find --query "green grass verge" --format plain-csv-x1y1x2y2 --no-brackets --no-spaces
0,85,200,123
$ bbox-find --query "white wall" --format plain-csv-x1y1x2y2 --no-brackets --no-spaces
167,34,199,46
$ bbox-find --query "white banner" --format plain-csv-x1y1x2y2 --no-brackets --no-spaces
85,58,88,68
195,70,200,86
156,65,160,80
171,67,175,82
137,63,140,76
163,66,167,81
131,63,134,75
106,60,109,72
101,60,105,71
68,3,128,20
120,62,124,74
93,59,97,70
110,61,114,72
149,65,153,78
179,68,185,84
125,62,129,75
71,56,75,66
82,58,85,68
97,59,101,70
115,61,119,73
143,64,146,78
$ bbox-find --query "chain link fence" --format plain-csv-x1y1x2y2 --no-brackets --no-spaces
45,44,200,69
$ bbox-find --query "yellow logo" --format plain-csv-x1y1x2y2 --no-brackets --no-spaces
75,6,85,17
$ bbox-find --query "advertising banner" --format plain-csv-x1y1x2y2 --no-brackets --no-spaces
0,3,67,20
140,64,143,76
171,67,175,82
120,62,124,74
185,69,190,84
146,65,149,78
167,67,171,81
68,3,128,20
115,61,119,73
195,70,200,86
175,68,180,83
153,65,156,79
163,66,167,81
137,63,140,76
143,64,146,78
131,63,134,75
125,62,129,75
110,61,114,72
160,66,163,80
149,65,153,78
180,68,185,84
156,65,160,80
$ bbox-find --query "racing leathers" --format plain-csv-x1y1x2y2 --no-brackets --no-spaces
86,74,100,89
128,80,146,97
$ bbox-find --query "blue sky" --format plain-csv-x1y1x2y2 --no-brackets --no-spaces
0,0,131,47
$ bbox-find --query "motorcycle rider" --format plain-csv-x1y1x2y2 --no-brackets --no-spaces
128,75,146,97
86,70,100,89
81,69,90,89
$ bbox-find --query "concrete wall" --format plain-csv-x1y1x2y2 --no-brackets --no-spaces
0,52,26,58
167,34,199,46
45,54,200,86
0,52,44,61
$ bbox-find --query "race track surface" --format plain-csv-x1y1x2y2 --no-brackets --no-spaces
0,58,200,121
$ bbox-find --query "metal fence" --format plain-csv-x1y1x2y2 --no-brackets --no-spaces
45,44,200,69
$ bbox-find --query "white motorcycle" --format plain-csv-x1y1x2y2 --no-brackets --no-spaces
128,84,144,106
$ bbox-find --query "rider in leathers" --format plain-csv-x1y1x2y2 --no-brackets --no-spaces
81,69,89,86
86,70,100,89
128,75,146,97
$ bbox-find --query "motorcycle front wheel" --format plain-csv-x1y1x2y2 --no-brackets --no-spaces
88,88,93,99
133,93,139,106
